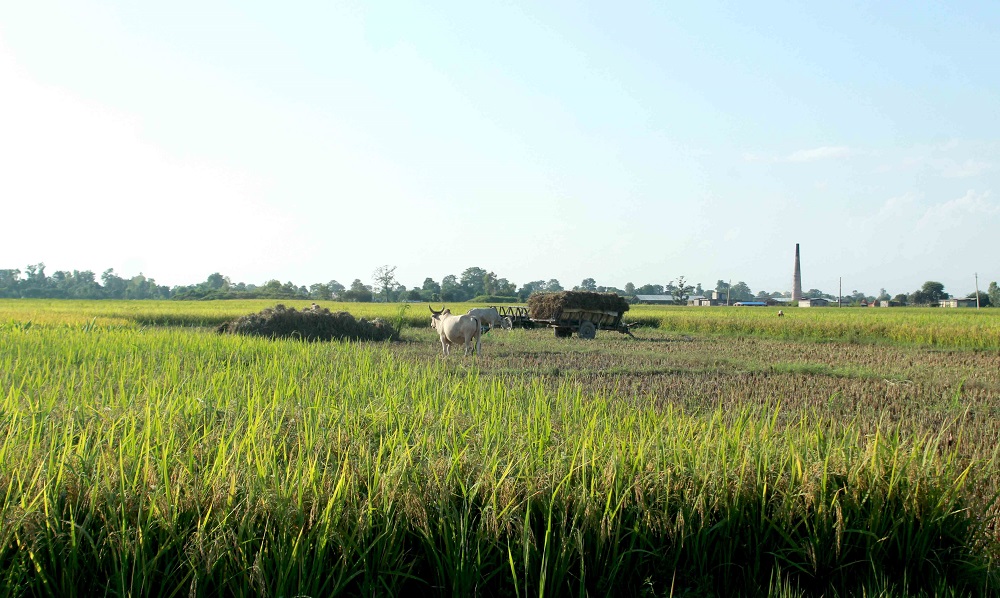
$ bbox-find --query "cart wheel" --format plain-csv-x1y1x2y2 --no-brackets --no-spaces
578,321,597,340
554,327,573,338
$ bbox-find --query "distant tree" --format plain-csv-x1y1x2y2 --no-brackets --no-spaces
517,280,546,301
730,281,753,302
545,279,563,292
892,294,909,306
988,282,1000,308
0,269,21,297
635,284,664,296
877,288,891,302
419,278,441,302
101,269,127,299
495,278,517,297
441,274,464,302
624,282,636,295
372,265,398,302
910,281,948,305
665,276,694,305
342,279,373,302
406,288,423,301
309,283,332,300
695,282,704,295
576,278,597,292
715,280,730,294
459,267,490,298
205,272,228,291
328,280,345,297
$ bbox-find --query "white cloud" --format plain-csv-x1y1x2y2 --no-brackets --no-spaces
916,190,997,229
875,192,919,220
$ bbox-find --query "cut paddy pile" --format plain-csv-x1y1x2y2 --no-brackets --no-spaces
215,303,398,342
527,291,631,320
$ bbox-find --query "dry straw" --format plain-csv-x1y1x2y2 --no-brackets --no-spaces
527,291,631,320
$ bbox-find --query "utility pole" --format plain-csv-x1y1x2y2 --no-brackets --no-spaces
975,273,981,309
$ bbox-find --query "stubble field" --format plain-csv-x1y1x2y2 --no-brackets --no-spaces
1,300,998,596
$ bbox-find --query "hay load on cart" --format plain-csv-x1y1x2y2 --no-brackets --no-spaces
521,291,636,339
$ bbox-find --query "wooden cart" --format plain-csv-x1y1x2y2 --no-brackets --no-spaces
492,305,636,339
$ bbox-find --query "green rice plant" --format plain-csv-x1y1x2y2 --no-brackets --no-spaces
0,304,998,596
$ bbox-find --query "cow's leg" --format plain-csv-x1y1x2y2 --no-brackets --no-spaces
441,339,449,356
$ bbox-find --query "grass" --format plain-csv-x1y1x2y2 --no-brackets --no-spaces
1,300,998,596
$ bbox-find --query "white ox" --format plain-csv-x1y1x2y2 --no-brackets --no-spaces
430,306,482,356
466,307,510,331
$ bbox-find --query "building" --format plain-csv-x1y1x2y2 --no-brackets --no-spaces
799,298,832,307
634,295,677,304
939,298,978,308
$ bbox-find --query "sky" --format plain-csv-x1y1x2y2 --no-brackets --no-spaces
1,1,998,297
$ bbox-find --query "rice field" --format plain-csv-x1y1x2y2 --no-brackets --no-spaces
1,299,998,596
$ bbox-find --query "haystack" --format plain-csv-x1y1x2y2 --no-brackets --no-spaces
215,304,398,342
527,291,630,320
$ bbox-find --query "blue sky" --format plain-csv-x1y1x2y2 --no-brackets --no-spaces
1,1,997,297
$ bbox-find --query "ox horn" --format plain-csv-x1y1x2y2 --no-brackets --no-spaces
429,305,443,316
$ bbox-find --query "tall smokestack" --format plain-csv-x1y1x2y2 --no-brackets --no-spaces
792,243,803,301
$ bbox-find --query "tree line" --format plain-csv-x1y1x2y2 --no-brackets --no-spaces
0,263,995,307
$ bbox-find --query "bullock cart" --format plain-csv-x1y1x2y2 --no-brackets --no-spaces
492,292,637,339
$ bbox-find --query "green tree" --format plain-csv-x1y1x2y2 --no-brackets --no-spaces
545,279,563,292
372,265,398,302
988,282,1000,308
636,284,664,296
0,269,21,298
459,267,490,298
730,281,752,301
101,269,127,299
666,276,694,305
441,275,465,302
576,278,597,291
342,279,373,302
495,278,517,297
309,283,332,300
328,280,345,297
910,281,948,305
421,278,441,302
517,280,546,301
205,273,228,291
